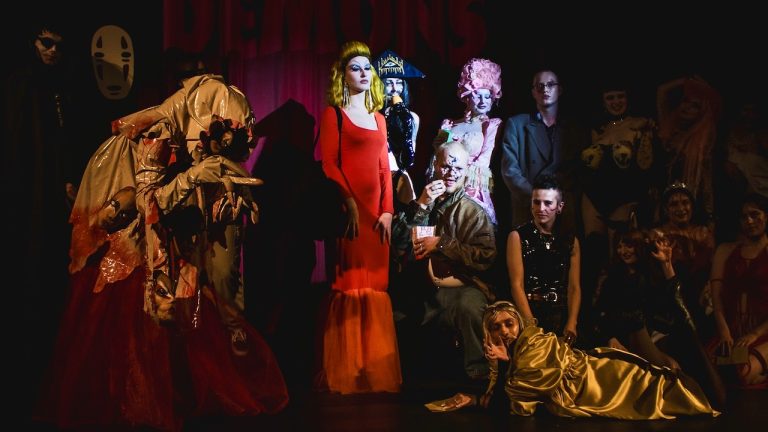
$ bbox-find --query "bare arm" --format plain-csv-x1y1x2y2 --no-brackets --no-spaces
508,231,534,322
736,320,768,348
710,242,737,347
565,237,581,338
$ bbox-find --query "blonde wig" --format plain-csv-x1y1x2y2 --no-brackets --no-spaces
327,40,384,113
481,300,526,396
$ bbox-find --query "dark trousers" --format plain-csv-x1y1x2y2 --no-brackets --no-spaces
530,301,566,336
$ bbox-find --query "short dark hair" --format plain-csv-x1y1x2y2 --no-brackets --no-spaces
30,10,66,41
532,174,561,194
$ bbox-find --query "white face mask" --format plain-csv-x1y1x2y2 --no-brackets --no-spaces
91,25,134,100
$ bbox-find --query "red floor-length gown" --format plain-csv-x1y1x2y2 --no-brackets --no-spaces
318,106,402,393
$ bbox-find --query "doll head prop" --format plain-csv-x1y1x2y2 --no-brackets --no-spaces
199,115,253,162
96,186,137,233
147,270,176,324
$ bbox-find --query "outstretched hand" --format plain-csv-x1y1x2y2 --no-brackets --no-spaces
650,236,674,263
211,191,260,224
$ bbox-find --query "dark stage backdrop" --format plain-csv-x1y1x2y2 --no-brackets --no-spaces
160,0,766,171
159,1,766,281
11,1,764,188
11,1,765,168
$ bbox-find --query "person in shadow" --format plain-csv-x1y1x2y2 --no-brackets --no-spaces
245,98,324,390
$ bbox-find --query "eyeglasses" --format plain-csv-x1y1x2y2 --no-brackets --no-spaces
37,37,63,49
438,165,465,175
533,82,559,91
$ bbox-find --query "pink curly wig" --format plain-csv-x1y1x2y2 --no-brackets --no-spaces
456,58,502,100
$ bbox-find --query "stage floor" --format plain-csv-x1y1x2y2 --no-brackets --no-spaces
181,381,766,432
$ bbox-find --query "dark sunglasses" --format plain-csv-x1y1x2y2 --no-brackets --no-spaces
38,37,63,49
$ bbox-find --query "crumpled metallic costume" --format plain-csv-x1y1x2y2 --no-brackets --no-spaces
480,303,719,419
69,114,173,294
114,74,258,328
503,326,719,419
42,75,286,431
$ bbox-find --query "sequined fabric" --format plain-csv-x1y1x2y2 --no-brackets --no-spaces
517,221,572,297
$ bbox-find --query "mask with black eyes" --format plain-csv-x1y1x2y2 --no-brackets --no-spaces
91,25,134,100
97,186,137,233
199,115,252,162
151,271,176,324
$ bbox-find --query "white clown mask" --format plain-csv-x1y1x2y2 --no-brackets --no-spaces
91,25,134,100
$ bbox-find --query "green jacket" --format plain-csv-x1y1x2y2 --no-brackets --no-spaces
394,188,497,300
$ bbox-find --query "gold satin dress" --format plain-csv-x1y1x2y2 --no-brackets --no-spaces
505,326,719,419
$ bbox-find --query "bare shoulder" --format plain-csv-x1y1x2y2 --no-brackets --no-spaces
714,241,739,260
508,230,521,244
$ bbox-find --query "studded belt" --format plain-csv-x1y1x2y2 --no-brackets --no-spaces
527,292,560,303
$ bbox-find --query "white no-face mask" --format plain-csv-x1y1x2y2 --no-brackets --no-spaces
91,25,134,100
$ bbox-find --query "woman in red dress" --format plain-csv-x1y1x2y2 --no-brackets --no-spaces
317,40,401,393
710,193,768,389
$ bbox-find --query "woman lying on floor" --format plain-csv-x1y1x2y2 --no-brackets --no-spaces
426,301,719,419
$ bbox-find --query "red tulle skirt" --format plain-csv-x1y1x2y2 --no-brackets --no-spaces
318,288,401,394
37,265,288,431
